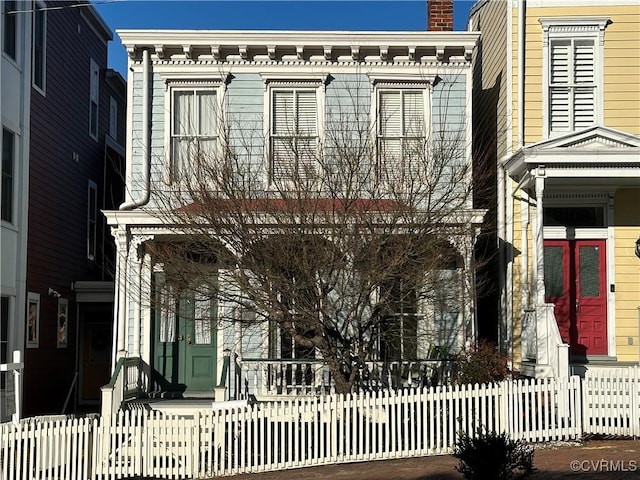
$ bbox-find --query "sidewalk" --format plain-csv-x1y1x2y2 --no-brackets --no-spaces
224,439,640,480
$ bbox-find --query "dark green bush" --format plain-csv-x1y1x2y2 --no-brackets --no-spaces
452,340,510,385
454,429,535,480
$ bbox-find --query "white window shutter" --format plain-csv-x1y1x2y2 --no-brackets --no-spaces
271,89,318,180
273,91,294,135
402,91,424,137
573,40,595,128
296,91,317,135
549,38,595,133
574,41,594,84
550,41,570,85
379,91,402,136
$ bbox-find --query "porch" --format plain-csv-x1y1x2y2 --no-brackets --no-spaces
100,354,455,416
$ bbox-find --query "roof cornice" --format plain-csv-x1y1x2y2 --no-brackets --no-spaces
116,30,479,63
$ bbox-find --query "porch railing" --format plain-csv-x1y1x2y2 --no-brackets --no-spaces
521,308,537,361
100,357,157,417
231,357,454,399
523,303,569,379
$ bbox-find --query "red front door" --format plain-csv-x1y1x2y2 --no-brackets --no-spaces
544,239,607,355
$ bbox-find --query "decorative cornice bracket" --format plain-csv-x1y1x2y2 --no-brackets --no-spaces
267,45,276,60
211,45,220,60
154,44,165,59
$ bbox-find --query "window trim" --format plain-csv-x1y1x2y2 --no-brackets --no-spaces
262,74,328,186
87,180,97,260
26,292,40,349
89,59,99,140
165,79,225,184
2,0,18,61
32,1,46,94
371,81,432,184
540,17,609,137
1,127,15,224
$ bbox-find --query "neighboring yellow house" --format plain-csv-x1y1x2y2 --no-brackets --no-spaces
470,0,640,377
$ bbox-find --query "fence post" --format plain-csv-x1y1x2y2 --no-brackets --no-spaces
633,367,639,438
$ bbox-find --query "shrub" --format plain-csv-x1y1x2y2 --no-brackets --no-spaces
454,429,535,480
452,340,510,385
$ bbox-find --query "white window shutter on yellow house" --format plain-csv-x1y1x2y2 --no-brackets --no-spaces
550,38,595,133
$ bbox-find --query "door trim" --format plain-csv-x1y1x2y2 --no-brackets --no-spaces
543,227,615,358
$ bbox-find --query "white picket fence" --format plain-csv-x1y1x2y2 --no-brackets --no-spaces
582,367,640,437
0,371,636,479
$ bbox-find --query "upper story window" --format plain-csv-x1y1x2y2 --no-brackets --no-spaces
1,127,15,223
270,88,319,182
32,1,46,92
3,0,17,61
171,87,219,179
262,74,327,185
376,87,429,182
541,17,609,136
89,59,99,139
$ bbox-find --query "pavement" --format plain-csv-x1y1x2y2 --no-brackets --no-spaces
222,439,640,480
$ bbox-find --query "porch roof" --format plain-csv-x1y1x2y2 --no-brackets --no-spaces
503,126,640,186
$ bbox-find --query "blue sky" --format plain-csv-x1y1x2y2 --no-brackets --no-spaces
94,1,475,77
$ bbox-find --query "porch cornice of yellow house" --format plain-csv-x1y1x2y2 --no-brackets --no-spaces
501,126,640,182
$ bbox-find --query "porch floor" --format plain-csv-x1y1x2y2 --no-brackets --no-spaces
125,392,215,415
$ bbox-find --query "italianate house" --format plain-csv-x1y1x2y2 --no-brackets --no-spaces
103,22,486,403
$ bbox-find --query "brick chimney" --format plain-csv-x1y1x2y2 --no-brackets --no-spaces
427,0,454,31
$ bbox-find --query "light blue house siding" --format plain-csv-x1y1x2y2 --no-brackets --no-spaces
128,72,165,203
126,70,469,206
226,73,264,171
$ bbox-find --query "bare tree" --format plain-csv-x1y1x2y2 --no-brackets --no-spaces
146,77,488,394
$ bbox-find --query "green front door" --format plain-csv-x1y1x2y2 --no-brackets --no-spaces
153,275,218,392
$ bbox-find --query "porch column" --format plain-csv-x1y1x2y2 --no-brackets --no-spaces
130,235,154,358
449,231,477,348
139,252,152,360
534,169,551,370
535,169,546,305
112,228,129,368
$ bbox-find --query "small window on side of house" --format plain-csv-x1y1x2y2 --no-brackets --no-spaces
109,96,117,139
89,59,99,139
1,296,9,387
87,180,97,260
32,2,46,92
3,0,17,61
1,127,15,223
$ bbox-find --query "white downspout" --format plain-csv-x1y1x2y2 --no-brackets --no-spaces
120,48,151,210
518,0,525,148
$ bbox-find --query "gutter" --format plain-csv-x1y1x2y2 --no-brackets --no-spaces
120,48,151,210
